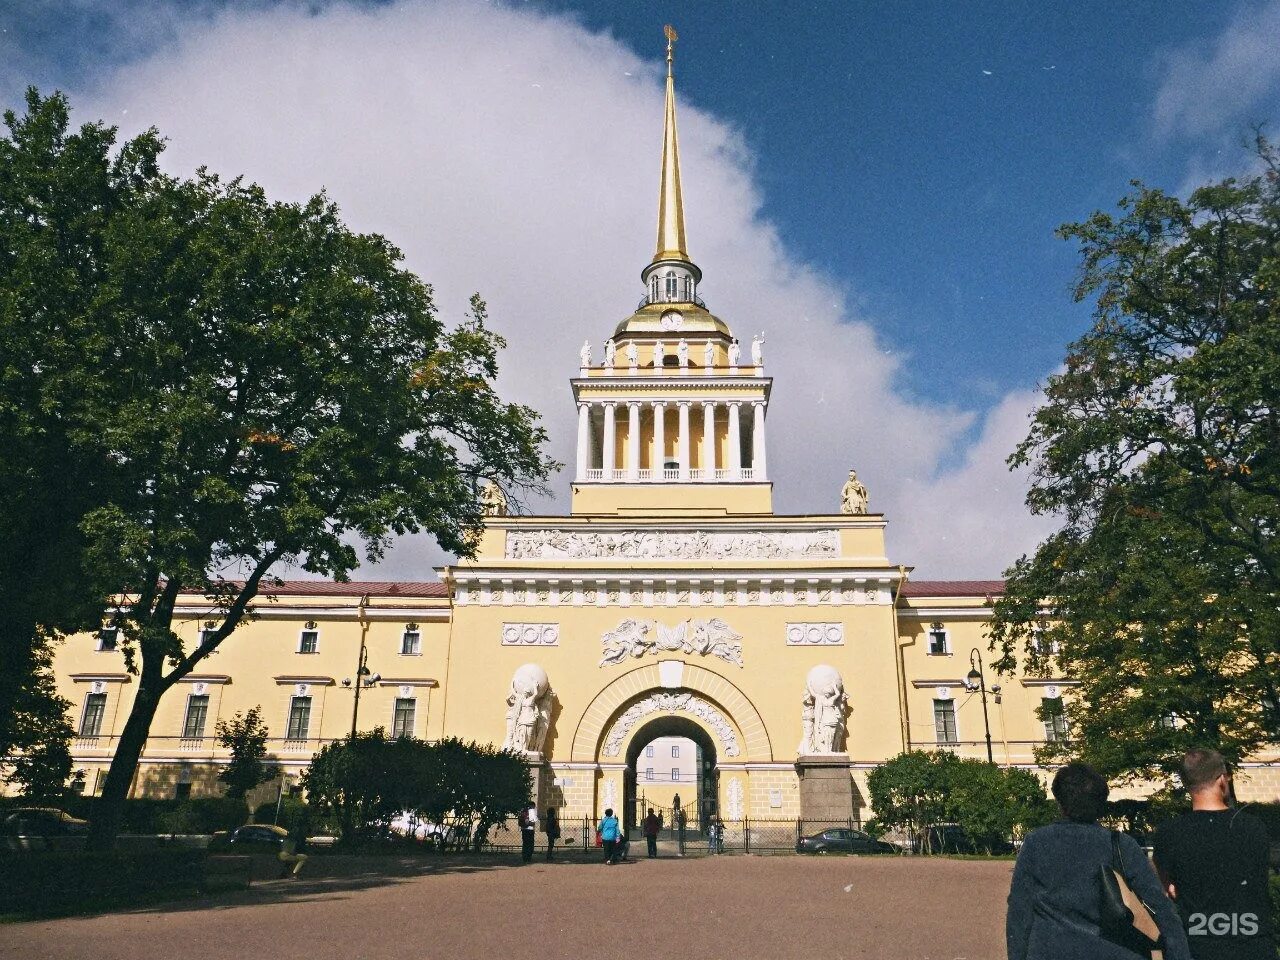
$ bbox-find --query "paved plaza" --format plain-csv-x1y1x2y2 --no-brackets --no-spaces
5,855,1014,960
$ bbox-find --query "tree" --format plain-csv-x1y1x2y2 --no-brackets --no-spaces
0,91,556,849
867,751,1052,853
991,136,1280,784
0,90,163,779
215,706,272,801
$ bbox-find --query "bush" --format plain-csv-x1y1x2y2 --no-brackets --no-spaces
252,796,314,833
0,849,207,917
158,797,248,834
1271,874,1279,949
868,751,1053,853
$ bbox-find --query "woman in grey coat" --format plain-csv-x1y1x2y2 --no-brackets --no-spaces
1007,763,1191,960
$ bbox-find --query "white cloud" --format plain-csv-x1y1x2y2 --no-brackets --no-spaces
73,0,1052,579
1152,0,1280,141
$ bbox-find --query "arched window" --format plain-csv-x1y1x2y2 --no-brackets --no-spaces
665,272,677,300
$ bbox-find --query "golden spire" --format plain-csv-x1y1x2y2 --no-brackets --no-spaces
654,24,689,264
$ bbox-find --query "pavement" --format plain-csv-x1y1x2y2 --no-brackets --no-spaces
1,854,1015,960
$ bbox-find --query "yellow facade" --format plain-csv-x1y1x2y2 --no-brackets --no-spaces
36,33,1280,817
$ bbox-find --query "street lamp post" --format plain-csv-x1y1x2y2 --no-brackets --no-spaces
964,648,995,764
343,595,380,738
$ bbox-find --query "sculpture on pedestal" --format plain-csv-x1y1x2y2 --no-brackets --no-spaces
579,340,592,368
751,333,765,367
839,469,869,515
502,663,553,755
728,338,741,367
626,341,638,369
604,339,616,369
798,664,848,755
480,480,508,517
703,340,715,369
653,340,665,368
677,339,689,367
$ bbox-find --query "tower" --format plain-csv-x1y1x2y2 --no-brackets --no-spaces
571,26,771,517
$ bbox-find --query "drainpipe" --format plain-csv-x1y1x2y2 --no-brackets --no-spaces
891,565,912,753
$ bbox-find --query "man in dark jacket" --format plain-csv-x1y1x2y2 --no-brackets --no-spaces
643,808,661,858
1153,749,1276,960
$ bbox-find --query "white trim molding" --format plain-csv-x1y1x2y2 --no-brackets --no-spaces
785,622,844,646
501,623,560,646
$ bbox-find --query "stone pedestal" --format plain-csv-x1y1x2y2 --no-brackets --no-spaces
524,753,547,810
796,754,855,826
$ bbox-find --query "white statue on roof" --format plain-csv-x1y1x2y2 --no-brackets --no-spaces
840,469,868,515
604,338,616,368
579,340,591,368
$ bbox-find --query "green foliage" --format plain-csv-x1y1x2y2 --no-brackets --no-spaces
215,707,272,799
301,733,531,848
252,795,314,833
156,796,249,834
867,751,1053,853
0,90,555,847
992,136,1280,784
0,88,158,778
0,850,207,918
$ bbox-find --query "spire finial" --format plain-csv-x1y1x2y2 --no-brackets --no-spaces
654,24,689,264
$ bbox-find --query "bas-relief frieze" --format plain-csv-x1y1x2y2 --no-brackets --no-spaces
505,529,841,561
603,691,741,758
600,617,744,667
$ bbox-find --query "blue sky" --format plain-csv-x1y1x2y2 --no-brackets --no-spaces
3,1,1277,576
6,1,1272,410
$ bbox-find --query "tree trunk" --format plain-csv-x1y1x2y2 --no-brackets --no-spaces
85,678,164,851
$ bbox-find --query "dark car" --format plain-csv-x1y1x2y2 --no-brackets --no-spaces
1,807,90,850
208,823,288,852
796,827,897,855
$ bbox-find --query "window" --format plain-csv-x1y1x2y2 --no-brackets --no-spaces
198,624,219,647
1159,712,1180,732
665,273,676,300
645,767,653,781
671,769,680,781
645,745,654,758
286,696,312,741
933,699,958,745
1041,697,1069,743
671,744,680,758
174,782,192,800
80,692,107,737
401,627,421,656
1030,626,1060,656
392,698,416,738
298,628,319,654
182,694,210,739
927,625,949,656
97,624,119,652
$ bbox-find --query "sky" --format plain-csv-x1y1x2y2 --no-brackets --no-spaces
3,0,1278,579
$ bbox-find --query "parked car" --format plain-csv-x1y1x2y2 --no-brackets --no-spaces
1,807,89,851
208,823,288,852
796,827,897,855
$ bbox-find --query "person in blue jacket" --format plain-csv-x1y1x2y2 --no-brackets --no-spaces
598,808,621,865
1007,762,1191,960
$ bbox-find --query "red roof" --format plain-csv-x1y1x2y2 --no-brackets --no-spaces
258,580,448,598
900,579,1005,599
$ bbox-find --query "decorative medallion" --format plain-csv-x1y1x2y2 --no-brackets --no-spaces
501,623,560,646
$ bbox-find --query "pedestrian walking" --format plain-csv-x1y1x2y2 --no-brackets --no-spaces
643,807,661,858
518,803,538,864
1153,749,1276,960
543,807,560,861
675,805,686,857
1006,762,1190,960
277,820,309,879
598,807,621,864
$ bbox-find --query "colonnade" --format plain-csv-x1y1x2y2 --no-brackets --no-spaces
574,399,767,482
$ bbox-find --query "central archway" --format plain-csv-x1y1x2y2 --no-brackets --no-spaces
623,715,718,831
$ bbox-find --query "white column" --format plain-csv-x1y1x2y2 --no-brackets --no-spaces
702,402,716,480
652,401,666,481
627,401,641,481
677,402,691,481
602,402,617,481
727,401,742,479
575,402,590,480
752,400,767,479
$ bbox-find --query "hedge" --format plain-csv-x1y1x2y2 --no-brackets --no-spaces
0,794,250,834
0,849,209,917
